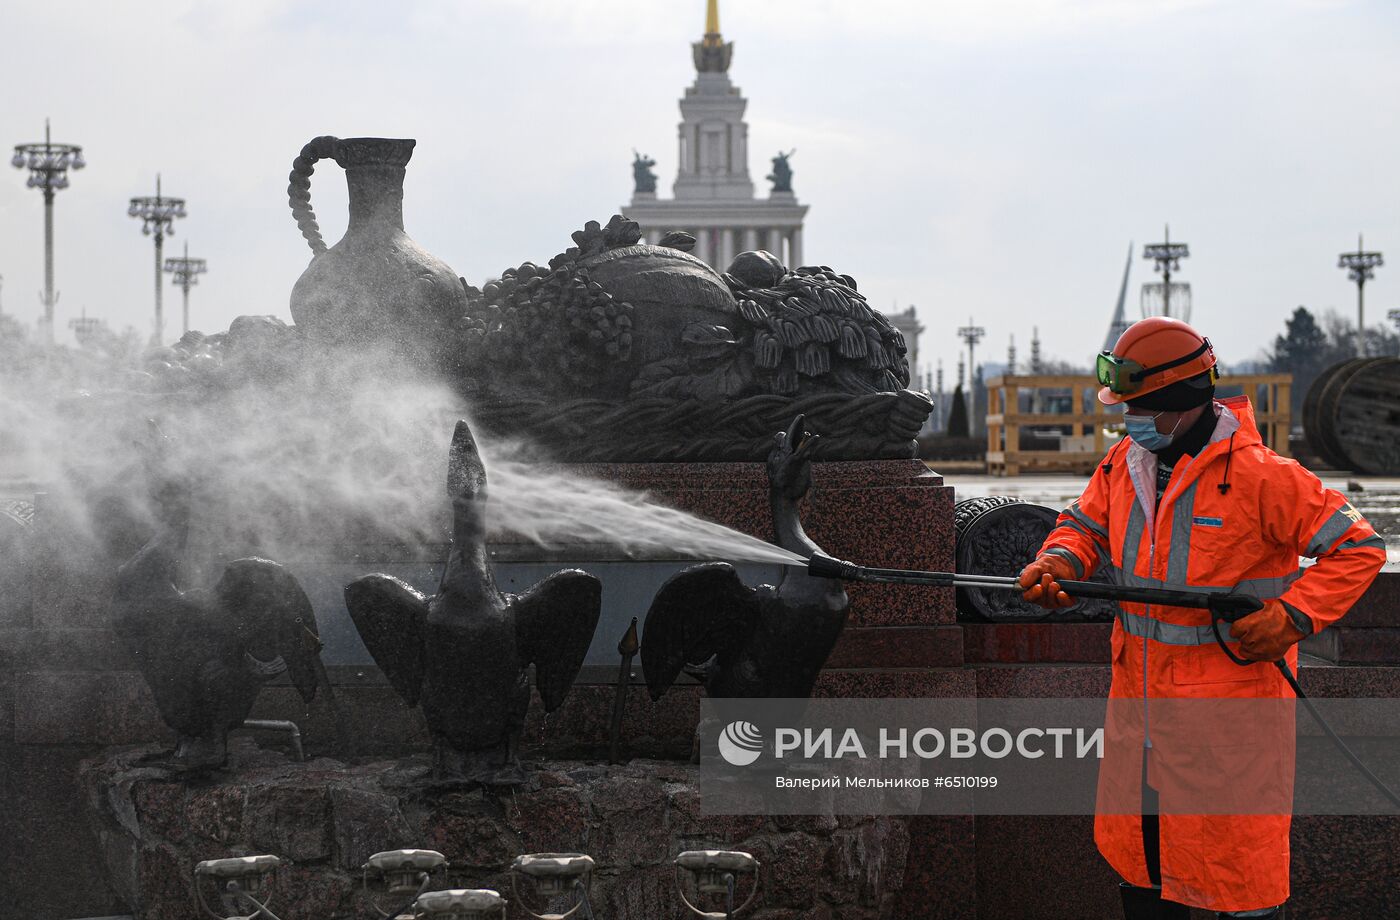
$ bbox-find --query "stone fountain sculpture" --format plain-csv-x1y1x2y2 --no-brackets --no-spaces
344,419,602,783
458,215,931,460
110,427,327,771
136,137,928,463
287,135,469,365
640,416,850,701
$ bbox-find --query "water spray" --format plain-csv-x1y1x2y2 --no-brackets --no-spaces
803,552,1400,809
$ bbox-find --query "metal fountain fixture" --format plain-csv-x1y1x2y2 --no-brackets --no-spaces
510,853,597,920
674,850,760,920
608,619,638,764
193,855,285,920
361,849,450,919
128,174,187,345
411,888,507,919
10,118,85,346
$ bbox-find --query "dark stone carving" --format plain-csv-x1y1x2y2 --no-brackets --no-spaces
286,136,468,364
631,150,657,194
459,215,930,460
767,150,795,193
144,158,930,460
640,417,849,700
345,419,602,783
692,34,733,74
110,431,327,771
953,496,1116,623
722,254,907,396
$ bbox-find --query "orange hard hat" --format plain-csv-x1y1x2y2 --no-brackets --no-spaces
1097,317,1217,405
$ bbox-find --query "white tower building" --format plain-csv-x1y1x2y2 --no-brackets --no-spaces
624,0,809,270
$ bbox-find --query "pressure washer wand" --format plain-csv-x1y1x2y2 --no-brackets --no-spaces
805,553,1263,617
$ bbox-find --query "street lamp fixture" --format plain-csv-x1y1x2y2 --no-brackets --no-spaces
510,853,596,919
1338,234,1383,357
193,855,285,920
11,119,85,346
128,174,187,346
164,241,209,337
674,850,760,919
68,310,105,349
956,317,986,436
1142,224,1191,320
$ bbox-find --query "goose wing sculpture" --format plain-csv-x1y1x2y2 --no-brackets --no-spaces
640,415,849,701
111,426,323,772
346,419,601,783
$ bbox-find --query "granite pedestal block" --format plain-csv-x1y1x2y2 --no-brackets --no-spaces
1301,571,1400,664
547,460,957,629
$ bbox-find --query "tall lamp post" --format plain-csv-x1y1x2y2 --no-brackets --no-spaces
1338,234,1383,357
11,119,85,346
1142,225,1191,320
164,242,208,337
957,317,986,435
128,175,186,346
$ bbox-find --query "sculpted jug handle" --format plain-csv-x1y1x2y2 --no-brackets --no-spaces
286,135,341,255
285,134,464,361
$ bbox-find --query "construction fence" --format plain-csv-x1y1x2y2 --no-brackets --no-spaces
984,374,1291,476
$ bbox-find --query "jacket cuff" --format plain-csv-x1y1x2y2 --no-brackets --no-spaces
1281,600,1314,637
1043,546,1085,579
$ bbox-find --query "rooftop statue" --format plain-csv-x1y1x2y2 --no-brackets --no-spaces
110,425,327,772
345,419,602,784
631,150,658,194
767,149,795,194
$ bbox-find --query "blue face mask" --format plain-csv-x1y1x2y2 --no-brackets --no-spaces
1124,411,1179,451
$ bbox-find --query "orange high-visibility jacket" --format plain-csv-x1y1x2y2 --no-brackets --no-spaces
1039,396,1387,912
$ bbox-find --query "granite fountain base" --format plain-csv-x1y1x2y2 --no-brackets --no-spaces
82,742,910,920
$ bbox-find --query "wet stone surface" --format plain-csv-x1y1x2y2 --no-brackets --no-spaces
82,742,909,920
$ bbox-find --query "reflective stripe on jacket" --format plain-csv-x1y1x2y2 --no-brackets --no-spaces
1038,395,1387,912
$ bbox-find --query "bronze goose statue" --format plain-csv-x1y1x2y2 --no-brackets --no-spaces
640,416,849,702
110,433,324,772
345,419,602,783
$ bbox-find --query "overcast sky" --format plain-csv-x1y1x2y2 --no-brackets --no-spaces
2,0,1397,383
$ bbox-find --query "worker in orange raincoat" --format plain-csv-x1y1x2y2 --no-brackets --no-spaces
1018,317,1387,920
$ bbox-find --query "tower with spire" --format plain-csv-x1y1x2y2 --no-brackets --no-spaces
623,0,808,269
1103,242,1134,353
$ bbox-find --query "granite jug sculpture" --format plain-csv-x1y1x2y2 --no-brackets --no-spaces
287,136,467,365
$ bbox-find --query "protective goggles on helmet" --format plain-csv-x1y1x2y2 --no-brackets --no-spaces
1096,338,1214,396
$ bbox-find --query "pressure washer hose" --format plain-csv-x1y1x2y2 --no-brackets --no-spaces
805,552,1400,810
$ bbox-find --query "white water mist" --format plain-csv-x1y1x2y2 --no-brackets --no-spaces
482,445,808,566
0,339,803,568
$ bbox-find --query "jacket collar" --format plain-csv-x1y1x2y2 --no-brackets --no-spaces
1123,397,1253,530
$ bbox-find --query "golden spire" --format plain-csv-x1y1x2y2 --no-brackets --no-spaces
705,0,720,36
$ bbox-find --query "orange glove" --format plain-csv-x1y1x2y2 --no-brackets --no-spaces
1229,600,1307,661
1018,554,1078,609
